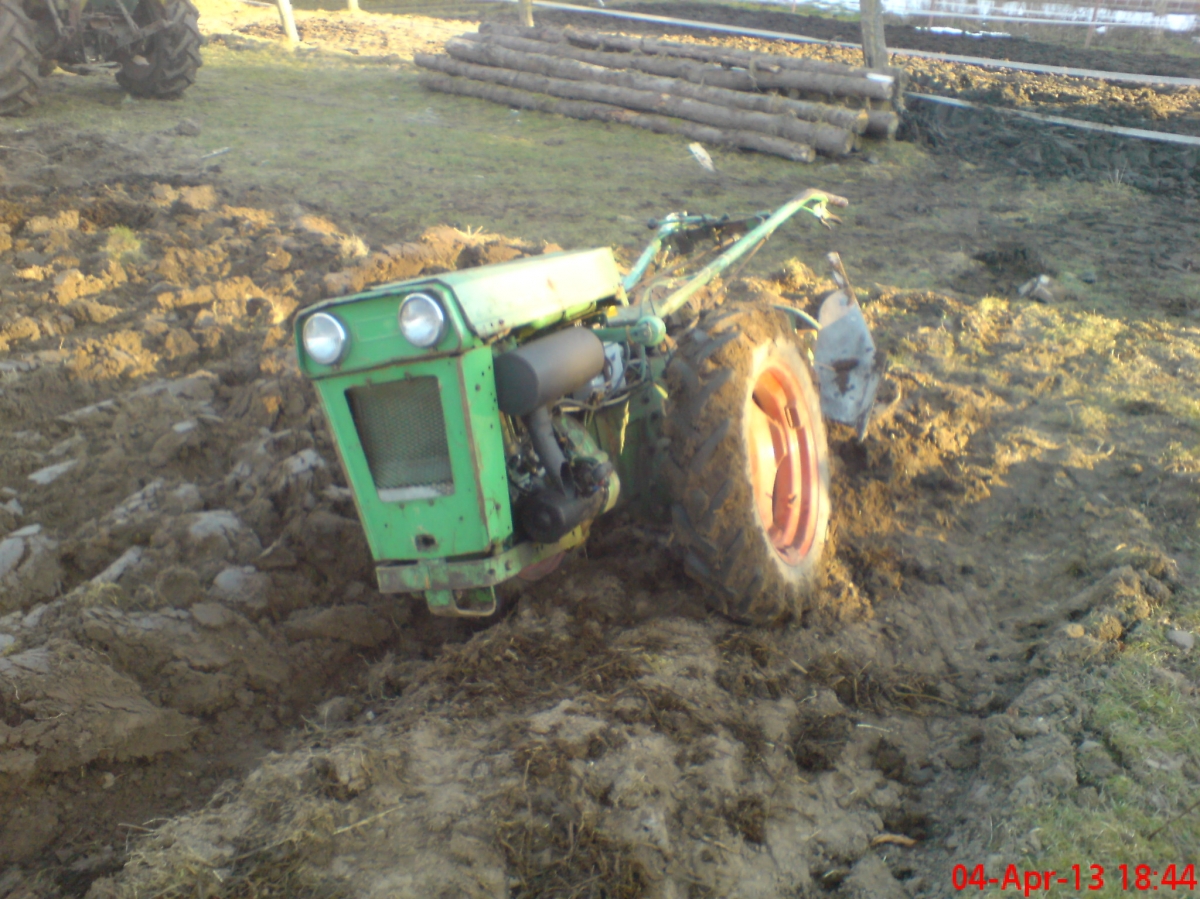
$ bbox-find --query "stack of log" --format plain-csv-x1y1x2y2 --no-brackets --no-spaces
415,23,904,164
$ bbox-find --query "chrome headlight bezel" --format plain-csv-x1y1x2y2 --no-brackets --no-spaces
302,312,349,366
398,292,447,349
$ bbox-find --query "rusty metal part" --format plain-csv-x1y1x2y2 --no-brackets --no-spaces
747,359,822,564
814,253,883,439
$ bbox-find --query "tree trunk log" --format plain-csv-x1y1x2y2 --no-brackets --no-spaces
463,27,892,101
447,36,868,133
859,0,889,70
417,72,815,163
480,22,881,80
479,22,906,107
865,109,898,138
418,51,855,155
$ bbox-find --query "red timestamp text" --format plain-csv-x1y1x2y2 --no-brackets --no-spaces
952,863,1199,894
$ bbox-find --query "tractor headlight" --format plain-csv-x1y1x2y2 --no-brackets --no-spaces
302,312,349,365
399,293,446,348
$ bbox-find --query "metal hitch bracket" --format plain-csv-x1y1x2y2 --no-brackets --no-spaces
425,587,498,618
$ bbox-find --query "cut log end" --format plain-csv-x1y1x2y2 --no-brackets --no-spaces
865,110,899,140
422,23,906,160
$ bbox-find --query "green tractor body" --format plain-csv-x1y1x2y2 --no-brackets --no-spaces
298,249,626,615
296,190,881,623
0,0,202,116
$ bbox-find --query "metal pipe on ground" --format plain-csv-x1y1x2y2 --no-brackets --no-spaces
903,8,1188,28
417,52,858,155
450,35,870,133
909,92,1200,146
416,72,817,162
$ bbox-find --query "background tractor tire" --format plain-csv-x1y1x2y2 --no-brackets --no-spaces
0,0,39,116
115,0,201,99
665,303,831,625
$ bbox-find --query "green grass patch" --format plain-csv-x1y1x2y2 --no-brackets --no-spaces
12,11,1196,311
1022,308,1124,359
31,40,907,255
1020,630,1200,889
103,225,144,264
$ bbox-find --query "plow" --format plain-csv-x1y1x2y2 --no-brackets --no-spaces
295,189,881,625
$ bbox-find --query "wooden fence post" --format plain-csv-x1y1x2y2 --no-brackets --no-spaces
859,0,888,69
277,0,299,43
1084,0,1101,47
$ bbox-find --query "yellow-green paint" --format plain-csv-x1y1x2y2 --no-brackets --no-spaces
310,348,513,560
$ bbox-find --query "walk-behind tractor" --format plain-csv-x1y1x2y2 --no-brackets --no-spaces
295,189,881,625
0,0,201,115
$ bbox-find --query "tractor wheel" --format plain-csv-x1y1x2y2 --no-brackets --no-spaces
664,304,830,625
0,0,39,116
115,0,201,99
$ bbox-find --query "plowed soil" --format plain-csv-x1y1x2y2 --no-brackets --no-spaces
580,2,1200,79
1,5,1200,899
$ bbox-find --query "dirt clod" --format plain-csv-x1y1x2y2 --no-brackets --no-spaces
3,6,1200,895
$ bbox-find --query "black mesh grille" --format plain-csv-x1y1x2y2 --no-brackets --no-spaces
347,377,454,501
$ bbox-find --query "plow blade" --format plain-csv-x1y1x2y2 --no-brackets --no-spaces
814,286,882,439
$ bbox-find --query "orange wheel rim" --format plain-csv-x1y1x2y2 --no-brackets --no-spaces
746,363,819,566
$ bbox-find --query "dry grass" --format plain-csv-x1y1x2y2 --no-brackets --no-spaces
722,794,767,845
496,812,653,899
426,624,648,716
790,714,852,772
107,749,365,899
714,630,801,700
495,711,653,899
806,653,951,713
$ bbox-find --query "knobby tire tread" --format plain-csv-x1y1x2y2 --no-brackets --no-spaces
0,0,39,116
115,0,202,99
664,304,830,626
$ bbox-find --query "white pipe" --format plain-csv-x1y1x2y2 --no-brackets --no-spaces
276,0,299,43
893,46,1200,86
912,9,1190,29
516,1,1200,88
908,92,1200,145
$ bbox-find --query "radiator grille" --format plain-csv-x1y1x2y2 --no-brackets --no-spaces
347,377,454,502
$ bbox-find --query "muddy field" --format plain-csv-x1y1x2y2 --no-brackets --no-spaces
573,2,1200,79
1,4,1200,898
